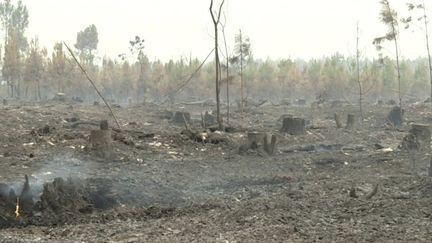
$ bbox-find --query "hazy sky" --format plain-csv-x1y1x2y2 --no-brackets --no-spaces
19,0,429,62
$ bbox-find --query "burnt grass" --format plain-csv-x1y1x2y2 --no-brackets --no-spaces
1,99,432,242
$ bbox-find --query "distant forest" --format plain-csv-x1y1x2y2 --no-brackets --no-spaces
0,0,431,104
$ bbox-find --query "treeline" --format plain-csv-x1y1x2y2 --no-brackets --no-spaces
3,42,431,104
0,0,431,104
5,45,430,104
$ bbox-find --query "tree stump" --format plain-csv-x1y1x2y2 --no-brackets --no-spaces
100,120,109,130
280,117,306,135
89,121,113,159
263,134,277,155
387,106,403,126
247,132,267,149
20,175,34,213
172,111,191,124
334,113,342,129
401,123,431,150
346,114,355,129
410,124,431,145
201,111,217,128
2,99,7,106
204,111,217,126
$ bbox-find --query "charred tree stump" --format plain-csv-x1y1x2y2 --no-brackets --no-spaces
387,106,403,127
401,124,431,150
201,111,217,129
20,175,34,213
247,132,267,149
410,124,431,145
100,120,109,130
334,113,342,129
172,111,191,125
346,114,355,129
89,120,113,159
280,117,306,135
204,111,217,126
263,134,277,155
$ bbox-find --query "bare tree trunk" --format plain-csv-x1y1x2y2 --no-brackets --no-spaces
221,18,230,123
214,20,221,129
423,0,432,110
356,23,363,121
210,0,225,130
239,30,244,113
226,47,230,123
385,2,402,109
394,38,402,109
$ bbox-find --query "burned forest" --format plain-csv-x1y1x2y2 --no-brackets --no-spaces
1,0,432,242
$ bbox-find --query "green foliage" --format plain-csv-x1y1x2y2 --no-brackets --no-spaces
373,0,399,48
0,0,28,50
75,24,98,64
401,1,432,104
2,27,20,96
23,37,44,99
373,0,403,107
50,42,68,93
230,30,251,69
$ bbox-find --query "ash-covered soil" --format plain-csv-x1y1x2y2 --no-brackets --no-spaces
1,99,432,242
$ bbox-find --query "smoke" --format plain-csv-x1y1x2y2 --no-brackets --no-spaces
9,154,98,201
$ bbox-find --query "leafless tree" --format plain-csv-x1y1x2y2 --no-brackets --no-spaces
356,23,363,121
209,0,225,130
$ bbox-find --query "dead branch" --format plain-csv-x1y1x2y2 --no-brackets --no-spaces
63,42,121,129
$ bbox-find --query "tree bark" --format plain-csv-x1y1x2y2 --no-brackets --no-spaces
209,0,225,130
356,23,363,121
346,114,355,129
334,113,342,129
280,117,306,135
422,0,432,111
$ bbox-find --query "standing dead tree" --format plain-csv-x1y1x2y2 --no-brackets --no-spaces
209,0,225,130
231,30,251,113
373,0,403,109
220,12,231,124
402,1,432,109
355,23,364,121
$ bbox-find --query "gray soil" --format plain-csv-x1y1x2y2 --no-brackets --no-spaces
1,99,432,242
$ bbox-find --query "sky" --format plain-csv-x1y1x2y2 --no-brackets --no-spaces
19,0,430,62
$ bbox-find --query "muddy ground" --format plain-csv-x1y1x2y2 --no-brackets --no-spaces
1,98,432,242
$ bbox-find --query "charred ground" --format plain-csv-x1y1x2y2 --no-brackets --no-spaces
0,99,432,242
